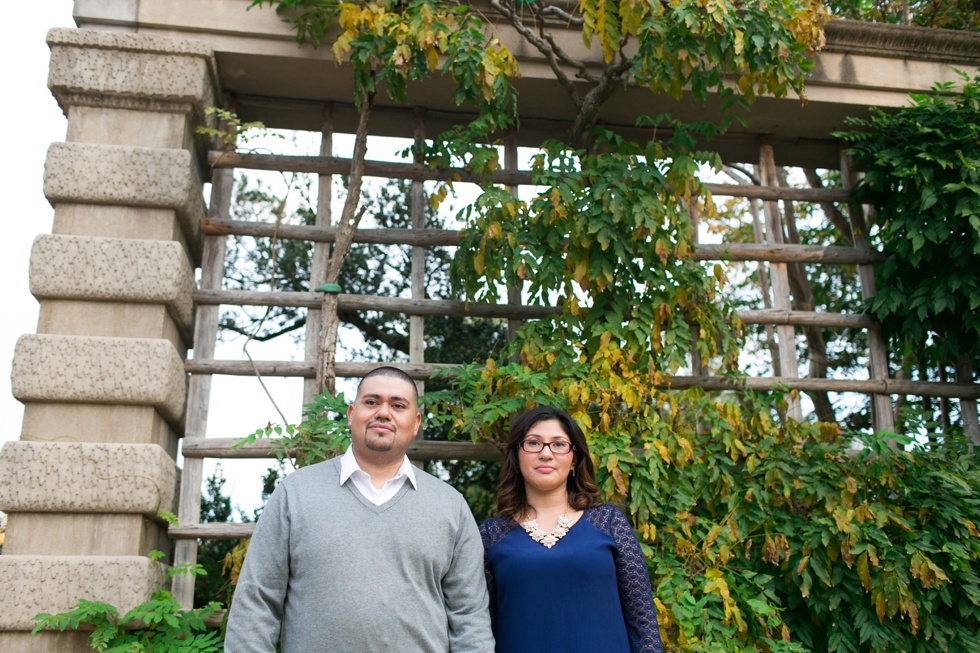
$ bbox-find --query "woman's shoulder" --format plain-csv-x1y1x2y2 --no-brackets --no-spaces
582,503,630,530
479,515,518,547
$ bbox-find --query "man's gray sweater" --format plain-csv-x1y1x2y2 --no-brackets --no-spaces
224,456,494,652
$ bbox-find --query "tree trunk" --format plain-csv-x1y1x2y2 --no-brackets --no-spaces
316,90,375,396
955,354,980,447
939,364,951,432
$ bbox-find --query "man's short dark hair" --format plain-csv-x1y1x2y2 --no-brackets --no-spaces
356,366,419,404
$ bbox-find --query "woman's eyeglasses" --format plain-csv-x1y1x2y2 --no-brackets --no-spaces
520,439,574,455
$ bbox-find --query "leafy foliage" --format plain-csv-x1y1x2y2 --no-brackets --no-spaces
618,0,828,106
249,0,518,131
837,72,980,371
33,557,222,652
823,0,980,30
641,406,980,653
452,120,741,393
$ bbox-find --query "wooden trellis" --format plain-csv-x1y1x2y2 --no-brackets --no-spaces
169,105,980,609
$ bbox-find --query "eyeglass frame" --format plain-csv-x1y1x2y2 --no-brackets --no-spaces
519,439,575,455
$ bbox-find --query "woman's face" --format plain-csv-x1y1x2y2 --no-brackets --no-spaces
518,419,576,496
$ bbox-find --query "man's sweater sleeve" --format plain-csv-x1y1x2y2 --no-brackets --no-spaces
442,498,495,653
224,483,291,653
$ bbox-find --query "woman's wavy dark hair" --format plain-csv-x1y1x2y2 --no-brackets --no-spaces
495,405,601,520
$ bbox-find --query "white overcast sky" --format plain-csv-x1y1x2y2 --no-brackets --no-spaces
1,1,76,449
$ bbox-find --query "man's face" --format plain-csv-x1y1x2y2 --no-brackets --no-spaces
347,375,421,463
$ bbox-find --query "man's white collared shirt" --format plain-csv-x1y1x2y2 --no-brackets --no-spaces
339,445,417,506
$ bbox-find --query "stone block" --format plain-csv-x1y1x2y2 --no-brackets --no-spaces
30,234,194,332
43,142,203,256
0,556,165,630
3,513,169,558
37,301,187,355
53,204,189,251
46,26,218,131
0,442,176,515
11,334,186,424
0,631,92,653
21,404,180,459
66,104,196,155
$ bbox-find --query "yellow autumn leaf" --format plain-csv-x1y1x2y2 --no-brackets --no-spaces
857,552,871,591
703,569,731,601
704,524,723,549
611,466,627,495
425,46,439,71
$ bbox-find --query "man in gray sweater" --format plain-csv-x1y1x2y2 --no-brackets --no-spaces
224,366,494,652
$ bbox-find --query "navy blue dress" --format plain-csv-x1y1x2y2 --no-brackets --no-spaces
479,504,663,653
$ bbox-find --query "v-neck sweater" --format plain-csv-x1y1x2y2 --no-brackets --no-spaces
225,456,494,653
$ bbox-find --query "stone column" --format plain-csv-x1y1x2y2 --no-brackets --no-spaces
0,28,219,653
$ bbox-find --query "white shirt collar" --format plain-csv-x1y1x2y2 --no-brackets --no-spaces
339,444,417,489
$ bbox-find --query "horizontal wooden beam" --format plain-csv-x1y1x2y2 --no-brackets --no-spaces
181,438,503,461
738,310,875,328
208,151,851,203
193,289,559,318
183,360,456,379
671,375,980,399
696,243,885,264
170,523,255,540
201,218,884,264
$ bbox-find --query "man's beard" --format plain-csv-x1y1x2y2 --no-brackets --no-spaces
365,435,394,452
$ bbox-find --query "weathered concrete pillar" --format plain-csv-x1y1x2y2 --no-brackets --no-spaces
0,28,219,653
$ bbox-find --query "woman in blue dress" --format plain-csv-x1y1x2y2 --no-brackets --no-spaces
479,405,663,653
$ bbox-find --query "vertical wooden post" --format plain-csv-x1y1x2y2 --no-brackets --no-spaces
759,141,803,421
304,105,334,407
839,145,896,434
749,193,782,372
410,111,426,399
172,167,231,609
504,134,523,352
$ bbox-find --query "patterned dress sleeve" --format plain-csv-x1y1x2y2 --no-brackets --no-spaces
478,518,499,633
593,504,664,653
